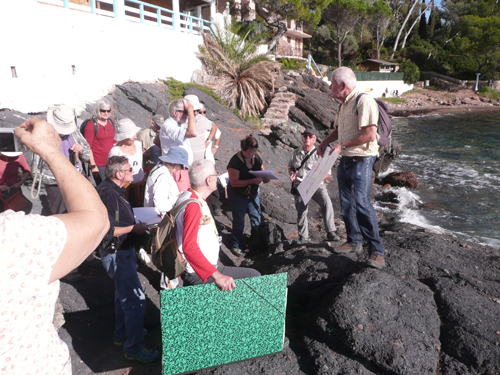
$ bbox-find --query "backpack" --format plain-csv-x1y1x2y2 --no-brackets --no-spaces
151,198,201,279
355,93,392,149
80,117,116,138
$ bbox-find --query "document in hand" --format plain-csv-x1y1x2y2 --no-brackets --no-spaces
160,273,288,375
297,146,339,205
249,169,279,180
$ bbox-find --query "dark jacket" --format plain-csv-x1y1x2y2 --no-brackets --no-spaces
97,178,137,250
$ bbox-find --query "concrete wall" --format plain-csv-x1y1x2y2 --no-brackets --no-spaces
0,0,203,114
355,81,413,98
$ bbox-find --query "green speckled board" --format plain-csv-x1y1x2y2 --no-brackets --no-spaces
160,273,288,375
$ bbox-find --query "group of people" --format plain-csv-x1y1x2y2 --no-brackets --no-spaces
0,66,386,373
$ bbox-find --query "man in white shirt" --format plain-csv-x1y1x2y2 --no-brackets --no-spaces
159,99,197,166
143,147,189,216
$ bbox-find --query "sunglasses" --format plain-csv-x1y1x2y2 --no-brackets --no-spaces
176,109,188,115
120,167,133,173
100,109,111,113
200,111,207,114
302,134,315,138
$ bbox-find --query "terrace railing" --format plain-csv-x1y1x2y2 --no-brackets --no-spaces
34,0,211,34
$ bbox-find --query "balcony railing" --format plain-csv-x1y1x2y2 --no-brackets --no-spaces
34,0,211,35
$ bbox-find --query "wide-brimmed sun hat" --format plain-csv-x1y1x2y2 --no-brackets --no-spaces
47,104,77,135
183,95,203,111
152,114,165,126
159,147,189,168
115,118,141,142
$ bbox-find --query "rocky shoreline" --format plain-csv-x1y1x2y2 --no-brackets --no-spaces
1,73,499,375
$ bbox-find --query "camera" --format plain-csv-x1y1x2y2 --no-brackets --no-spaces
0,128,22,156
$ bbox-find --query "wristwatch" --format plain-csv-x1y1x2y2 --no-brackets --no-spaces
341,142,346,151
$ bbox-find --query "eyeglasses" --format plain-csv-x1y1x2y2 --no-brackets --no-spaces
302,134,315,138
120,167,133,173
100,109,111,113
176,109,188,115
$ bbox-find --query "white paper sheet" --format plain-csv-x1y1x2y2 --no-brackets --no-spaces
133,207,162,226
297,146,339,204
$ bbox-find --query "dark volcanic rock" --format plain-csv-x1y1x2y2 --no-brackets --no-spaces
303,337,376,375
302,74,331,94
288,106,314,128
316,269,441,375
426,276,500,374
382,171,418,188
295,89,338,128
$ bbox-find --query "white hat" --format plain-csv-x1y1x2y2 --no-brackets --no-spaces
115,118,141,142
0,151,22,157
47,104,77,135
183,95,203,111
159,147,189,168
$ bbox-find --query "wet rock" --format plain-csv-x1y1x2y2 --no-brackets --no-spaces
316,269,440,375
382,171,418,188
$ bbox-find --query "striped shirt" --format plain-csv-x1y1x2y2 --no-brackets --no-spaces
335,88,379,157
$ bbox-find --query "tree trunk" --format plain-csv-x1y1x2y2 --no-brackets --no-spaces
268,22,288,52
254,3,288,53
400,1,432,50
390,0,420,60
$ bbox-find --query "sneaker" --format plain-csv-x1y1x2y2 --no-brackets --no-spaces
366,254,385,269
138,248,151,265
231,247,243,256
333,242,363,254
214,208,223,216
326,232,341,242
114,328,148,346
125,348,160,363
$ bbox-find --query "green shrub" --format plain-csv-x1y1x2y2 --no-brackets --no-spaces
279,58,306,70
479,86,500,100
161,77,242,118
399,60,420,84
381,97,407,104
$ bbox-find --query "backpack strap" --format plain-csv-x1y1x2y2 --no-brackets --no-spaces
170,198,201,221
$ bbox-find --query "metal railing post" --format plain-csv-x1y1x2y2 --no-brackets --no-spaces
157,8,161,27
63,0,69,8
139,3,144,23
90,0,96,14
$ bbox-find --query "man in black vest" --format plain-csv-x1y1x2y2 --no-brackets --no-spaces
97,155,159,363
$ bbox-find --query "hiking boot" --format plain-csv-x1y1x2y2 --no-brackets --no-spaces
333,242,363,254
366,254,385,269
298,236,311,244
125,348,160,363
231,247,243,256
114,328,147,346
326,231,341,242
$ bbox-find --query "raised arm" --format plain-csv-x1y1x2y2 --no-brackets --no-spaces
15,118,110,283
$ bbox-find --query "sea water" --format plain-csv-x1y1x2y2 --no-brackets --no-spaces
378,110,500,248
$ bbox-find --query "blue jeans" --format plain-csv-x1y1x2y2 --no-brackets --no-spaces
337,156,385,256
100,248,146,355
227,186,261,249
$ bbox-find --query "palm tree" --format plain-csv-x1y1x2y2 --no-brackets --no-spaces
197,19,282,118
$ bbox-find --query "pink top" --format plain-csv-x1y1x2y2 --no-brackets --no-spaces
0,154,30,187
